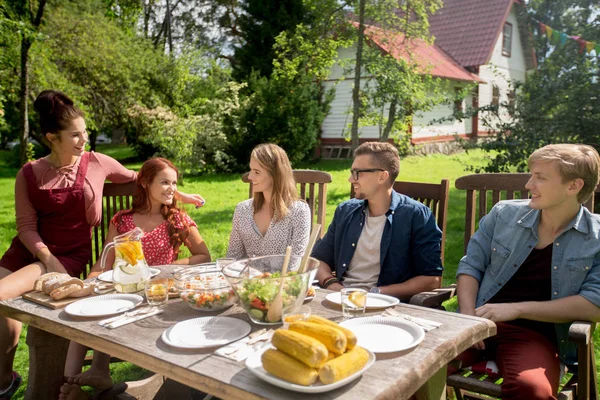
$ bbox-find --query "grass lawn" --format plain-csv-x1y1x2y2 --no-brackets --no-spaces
0,145,598,397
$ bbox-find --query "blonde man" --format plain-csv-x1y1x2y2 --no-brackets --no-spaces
455,144,600,399
313,142,443,300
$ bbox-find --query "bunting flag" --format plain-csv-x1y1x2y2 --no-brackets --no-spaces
536,19,598,56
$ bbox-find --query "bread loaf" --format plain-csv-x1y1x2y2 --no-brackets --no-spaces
68,284,94,298
42,274,72,294
50,283,84,300
34,272,62,292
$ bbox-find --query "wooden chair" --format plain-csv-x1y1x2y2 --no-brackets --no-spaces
448,173,599,400
350,179,454,308
86,181,137,277
241,169,332,238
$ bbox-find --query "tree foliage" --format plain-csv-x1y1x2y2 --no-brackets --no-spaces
469,0,600,172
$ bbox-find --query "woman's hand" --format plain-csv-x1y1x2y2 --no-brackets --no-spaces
36,248,68,274
177,191,205,208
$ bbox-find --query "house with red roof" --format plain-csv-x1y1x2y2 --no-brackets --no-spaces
320,0,535,156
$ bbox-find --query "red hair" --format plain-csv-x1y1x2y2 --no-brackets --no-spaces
119,158,191,255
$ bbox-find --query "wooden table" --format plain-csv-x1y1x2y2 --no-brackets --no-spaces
0,269,495,400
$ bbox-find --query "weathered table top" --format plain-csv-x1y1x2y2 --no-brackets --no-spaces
0,267,495,400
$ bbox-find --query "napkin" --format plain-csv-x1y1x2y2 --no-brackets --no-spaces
105,309,163,329
215,329,274,361
382,309,442,331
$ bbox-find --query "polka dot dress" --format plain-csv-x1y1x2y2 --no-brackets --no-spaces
111,210,197,266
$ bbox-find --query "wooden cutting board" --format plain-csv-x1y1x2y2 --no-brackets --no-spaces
22,290,98,309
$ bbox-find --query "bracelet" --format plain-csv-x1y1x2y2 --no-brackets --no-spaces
322,278,340,289
320,276,335,288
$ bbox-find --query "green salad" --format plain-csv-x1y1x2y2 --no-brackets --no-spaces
237,272,305,323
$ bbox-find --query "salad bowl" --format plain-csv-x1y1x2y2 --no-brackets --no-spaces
174,265,236,311
221,255,319,325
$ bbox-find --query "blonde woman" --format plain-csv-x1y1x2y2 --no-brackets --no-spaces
227,143,310,259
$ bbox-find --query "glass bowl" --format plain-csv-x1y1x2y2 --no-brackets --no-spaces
174,265,236,311
221,254,319,325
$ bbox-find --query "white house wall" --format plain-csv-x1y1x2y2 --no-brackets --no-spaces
322,46,471,141
478,5,528,132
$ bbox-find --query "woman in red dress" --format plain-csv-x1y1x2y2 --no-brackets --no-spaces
0,91,204,398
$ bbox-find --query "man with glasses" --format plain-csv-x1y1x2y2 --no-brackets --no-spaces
312,142,443,300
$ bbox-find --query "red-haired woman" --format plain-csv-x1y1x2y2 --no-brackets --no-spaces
0,90,204,398
61,157,210,398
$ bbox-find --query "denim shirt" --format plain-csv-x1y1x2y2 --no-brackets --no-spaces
312,190,443,286
457,200,600,366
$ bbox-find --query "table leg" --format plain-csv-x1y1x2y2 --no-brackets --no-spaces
415,365,447,400
25,326,70,400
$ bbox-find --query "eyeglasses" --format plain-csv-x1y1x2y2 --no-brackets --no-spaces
350,168,385,180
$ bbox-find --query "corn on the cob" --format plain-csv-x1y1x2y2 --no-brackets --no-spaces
261,349,318,386
289,321,347,355
307,315,358,350
318,346,369,384
271,329,328,368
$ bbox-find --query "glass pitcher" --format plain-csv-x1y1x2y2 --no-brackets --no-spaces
99,227,151,293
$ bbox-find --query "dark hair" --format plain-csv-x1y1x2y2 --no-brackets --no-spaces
33,90,84,135
118,158,191,255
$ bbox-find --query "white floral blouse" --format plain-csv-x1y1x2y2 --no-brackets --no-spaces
227,199,311,260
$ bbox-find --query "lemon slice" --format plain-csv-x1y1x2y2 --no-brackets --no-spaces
348,291,366,307
119,263,139,275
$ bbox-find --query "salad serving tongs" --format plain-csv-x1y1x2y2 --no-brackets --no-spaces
265,246,292,322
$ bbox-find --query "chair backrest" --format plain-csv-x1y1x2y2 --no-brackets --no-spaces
349,179,450,264
241,170,332,238
455,173,596,254
88,182,137,276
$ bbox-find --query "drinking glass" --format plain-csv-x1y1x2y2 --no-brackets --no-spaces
216,258,236,270
144,277,169,306
341,288,367,318
282,304,312,328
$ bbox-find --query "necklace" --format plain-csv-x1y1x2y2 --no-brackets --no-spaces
46,155,78,170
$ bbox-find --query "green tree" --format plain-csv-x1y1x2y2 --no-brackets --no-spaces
1,0,47,166
232,0,312,80
470,0,600,172
349,0,443,150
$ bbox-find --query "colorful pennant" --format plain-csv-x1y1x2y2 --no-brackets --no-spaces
535,19,598,56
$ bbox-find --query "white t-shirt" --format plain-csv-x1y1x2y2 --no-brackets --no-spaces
343,210,387,290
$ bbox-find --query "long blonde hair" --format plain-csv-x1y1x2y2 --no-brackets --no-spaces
251,143,298,221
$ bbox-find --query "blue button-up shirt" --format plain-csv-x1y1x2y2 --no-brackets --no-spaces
457,200,600,365
312,190,443,286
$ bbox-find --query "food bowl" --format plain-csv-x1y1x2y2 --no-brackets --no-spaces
221,255,319,325
174,265,236,311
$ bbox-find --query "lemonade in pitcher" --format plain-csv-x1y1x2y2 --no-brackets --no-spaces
100,227,151,293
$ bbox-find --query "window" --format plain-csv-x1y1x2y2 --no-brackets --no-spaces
507,89,516,110
492,85,500,106
502,23,512,57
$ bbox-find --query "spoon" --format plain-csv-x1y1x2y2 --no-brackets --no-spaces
266,246,292,323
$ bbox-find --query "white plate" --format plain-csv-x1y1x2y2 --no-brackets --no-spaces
97,267,161,282
65,294,144,317
340,316,424,353
324,292,400,309
161,317,251,349
246,346,375,393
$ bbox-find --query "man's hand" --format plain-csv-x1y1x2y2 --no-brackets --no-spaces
178,191,205,208
328,282,344,292
475,303,520,323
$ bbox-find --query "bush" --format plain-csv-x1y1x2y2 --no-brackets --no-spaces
125,82,247,174
6,142,47,168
